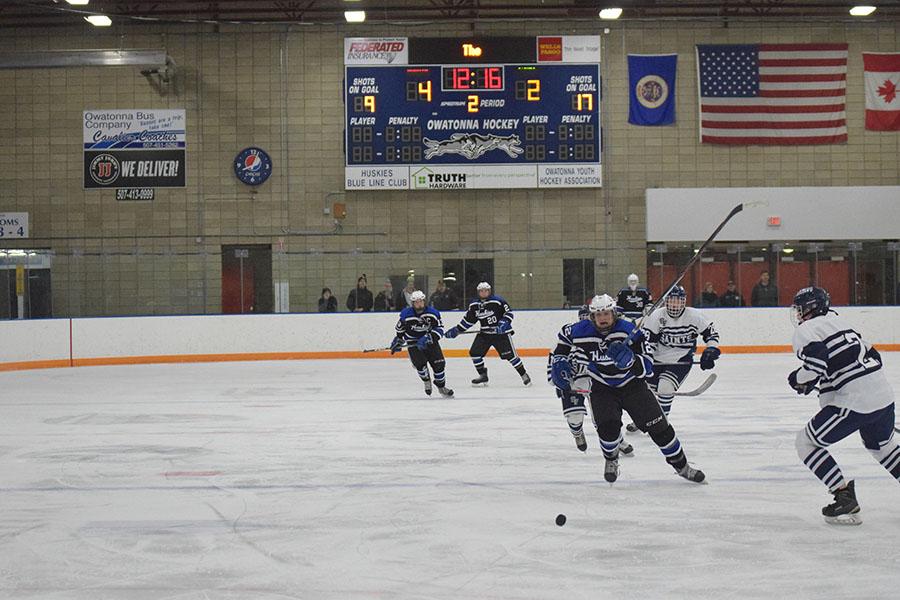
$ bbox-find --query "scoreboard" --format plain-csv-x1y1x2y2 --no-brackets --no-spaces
344,36,602,190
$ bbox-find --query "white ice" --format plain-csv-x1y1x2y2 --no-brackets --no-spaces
2,354,900,599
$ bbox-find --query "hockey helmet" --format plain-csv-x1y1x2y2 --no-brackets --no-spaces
588,294,619,330
791,286,830,325
410,290,426,303
665,285,687,318
477,282,492,291
577,304,591,321
627,273,639,288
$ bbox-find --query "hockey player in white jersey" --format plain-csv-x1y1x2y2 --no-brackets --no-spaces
790,286,900,525
626,285,720,432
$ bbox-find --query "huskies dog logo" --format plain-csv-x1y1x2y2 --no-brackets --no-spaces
423,133,524,160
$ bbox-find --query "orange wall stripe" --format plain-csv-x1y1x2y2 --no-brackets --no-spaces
3,344,899,372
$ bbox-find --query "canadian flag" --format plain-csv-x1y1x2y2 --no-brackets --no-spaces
864,52,900,131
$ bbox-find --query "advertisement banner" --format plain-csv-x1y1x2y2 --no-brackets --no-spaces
344,38,408,65
83,109,186,188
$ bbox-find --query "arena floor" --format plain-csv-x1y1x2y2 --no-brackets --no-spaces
3,354,900,599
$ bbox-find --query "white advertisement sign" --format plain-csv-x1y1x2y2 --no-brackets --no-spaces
344,38,408,65
537,164,602,187
83,109,186,149
345,164,601,190
0,212,29,238
561,36,601,63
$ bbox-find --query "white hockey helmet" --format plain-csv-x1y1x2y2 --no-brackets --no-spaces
588,294,617,313
410,290,426,303
627,273,639,287
476,282,492,291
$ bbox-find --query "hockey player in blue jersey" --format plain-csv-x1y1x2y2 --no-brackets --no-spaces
547,305,634,456
445,282,531,387
790,286,900,525
616,273,653,320
549,294,705,484
390,290,454,397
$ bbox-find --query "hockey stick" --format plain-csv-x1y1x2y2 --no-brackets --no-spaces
627,201,757,340
363,343,412,353
573,373,717,397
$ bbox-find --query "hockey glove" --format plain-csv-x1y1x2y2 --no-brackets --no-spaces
389,337,403,354
444,327,460,339
865,345,882,364
700,346,721,370
550,356,573,391
416,335,432,351
606,341,635,370
497,320,513,334
788,368,818,395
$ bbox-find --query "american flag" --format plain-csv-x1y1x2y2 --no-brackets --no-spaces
697,43,848,145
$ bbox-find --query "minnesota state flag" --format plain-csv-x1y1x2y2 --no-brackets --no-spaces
628,54,677,126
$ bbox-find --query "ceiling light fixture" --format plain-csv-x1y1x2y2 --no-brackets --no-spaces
599,7,623,20
849,6,877,16
66,0,90,5
84,15,112,26
344,10,366,23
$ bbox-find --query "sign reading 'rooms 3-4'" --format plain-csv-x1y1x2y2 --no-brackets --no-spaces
83,109,186,189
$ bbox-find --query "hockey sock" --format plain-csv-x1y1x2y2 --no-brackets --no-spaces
566,412,585,436
472,357,487,374
650,425,687,470
868,441,900,481
657,395,674,416
796,431,846,492
512,361,526,376
417,366,430,382
433,369,446,387
599,435,621,460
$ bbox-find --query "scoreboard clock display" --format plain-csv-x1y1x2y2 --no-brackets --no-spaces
344,36,602,190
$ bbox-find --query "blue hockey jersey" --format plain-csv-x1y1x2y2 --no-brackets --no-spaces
395,306,444,343
552,317,652,389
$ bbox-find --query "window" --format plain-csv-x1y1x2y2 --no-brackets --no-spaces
562,259,594,307
442,258,494,306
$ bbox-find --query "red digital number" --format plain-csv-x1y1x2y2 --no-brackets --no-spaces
453,67,470,90
487,67,502,89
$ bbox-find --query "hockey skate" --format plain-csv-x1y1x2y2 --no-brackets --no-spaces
423,379,433,396
521,372,532,386
437,385,454,397
604,457,619,483
676,463,706,484
573,431,587,452
619,440,634,457
471,373,489,386
822,480,862,525
625,422,644,434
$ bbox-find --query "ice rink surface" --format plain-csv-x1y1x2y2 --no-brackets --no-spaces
2,353,900,599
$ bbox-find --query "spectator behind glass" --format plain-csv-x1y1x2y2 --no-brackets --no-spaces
318,287,338,313
347,275,374,312
699,282,719,307
374,280,396,312
721,280,744,307
397,277,417,310
429,279,458,311
751,271,779,307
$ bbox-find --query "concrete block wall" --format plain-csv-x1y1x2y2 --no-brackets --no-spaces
0,19,897,316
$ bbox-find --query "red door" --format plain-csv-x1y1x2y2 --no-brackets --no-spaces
222,261,255,313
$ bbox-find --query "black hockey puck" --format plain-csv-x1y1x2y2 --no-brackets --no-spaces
555,514,566,526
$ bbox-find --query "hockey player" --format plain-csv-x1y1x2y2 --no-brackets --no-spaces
627,285,720,431
789,286,900,525
390,290,454,397
616,273,653,321
549,294,705,484
445,282,531,387
547,304,634,456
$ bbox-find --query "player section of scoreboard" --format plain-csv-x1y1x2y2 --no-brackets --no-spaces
343,36,602,190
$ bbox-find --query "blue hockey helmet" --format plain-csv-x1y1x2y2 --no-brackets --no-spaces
577,304,591,321
665,285,687,318
791,286,830,325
